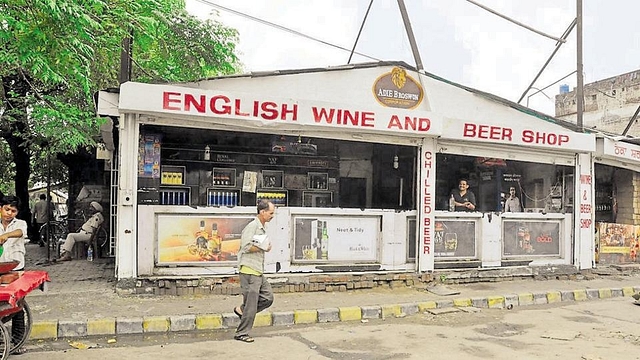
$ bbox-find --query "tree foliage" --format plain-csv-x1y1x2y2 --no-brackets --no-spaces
0,0,240,215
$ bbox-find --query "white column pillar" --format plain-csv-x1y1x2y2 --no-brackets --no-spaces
417,138,436,272
575,152,595,269
116,113,139,279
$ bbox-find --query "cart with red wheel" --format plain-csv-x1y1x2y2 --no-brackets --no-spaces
0,270,50,358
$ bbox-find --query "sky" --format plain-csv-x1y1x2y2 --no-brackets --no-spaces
184,0,640,117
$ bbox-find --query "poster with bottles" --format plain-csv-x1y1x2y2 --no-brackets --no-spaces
157,215,253,264
433,220,476,258
293,216,378,262
502,220,560,257
138,133,161,178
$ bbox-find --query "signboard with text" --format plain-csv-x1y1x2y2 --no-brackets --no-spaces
120,82,441,138
292,216,379,262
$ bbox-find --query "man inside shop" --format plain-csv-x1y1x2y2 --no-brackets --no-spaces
504,186,522,212
451,179,476,212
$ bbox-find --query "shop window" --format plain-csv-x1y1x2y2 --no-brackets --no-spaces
436,153,574,213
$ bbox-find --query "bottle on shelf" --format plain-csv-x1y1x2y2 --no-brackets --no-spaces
449,194,456,212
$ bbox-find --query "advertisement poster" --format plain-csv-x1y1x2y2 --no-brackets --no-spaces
433,220,476,258
157,215,253,264
293,216,378,262
138,133,161,178
502,221,560,256
597,222,639,264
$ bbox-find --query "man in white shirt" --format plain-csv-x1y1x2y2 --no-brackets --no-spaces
58,201,104,261
0,195,28,354
504,187,523,212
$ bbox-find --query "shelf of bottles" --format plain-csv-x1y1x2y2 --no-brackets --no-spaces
159,187,190,205
261,170,284,188
213,168,237,187
256,190,288,207
207,189,240,207
307,172,329,190
161,165,186,185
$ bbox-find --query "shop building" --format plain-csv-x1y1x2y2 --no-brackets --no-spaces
98,62,596,282
555,70,640,265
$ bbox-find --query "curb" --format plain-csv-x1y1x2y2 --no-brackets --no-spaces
29,285,640,340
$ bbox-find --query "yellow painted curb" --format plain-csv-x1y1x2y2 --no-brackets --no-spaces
573,290,587,301
195,314,223,330
143,316,170,333
453,298,472,307
338,307,362,321
294,310,317,324
598,288,612,299
30,321,58,340
253,312,272,327
622,287,635,297
487,296,505,309
546,291,561,303
381,304,402,318
518,293,534,306
418,301,437,312
87,318,116,336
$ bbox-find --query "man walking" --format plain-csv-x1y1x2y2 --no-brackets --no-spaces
233,200,275,343
32,194,51,246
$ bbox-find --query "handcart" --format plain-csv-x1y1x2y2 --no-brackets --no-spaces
0,270,50,358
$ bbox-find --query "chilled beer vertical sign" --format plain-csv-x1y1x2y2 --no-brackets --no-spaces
578,153,594,269
419,138,436,272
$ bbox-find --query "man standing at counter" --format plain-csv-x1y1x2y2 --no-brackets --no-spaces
233,200,275,343
451,179,476,211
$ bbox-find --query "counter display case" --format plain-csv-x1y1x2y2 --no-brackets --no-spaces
160,187,190,205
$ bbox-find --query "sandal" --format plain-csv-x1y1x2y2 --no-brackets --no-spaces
233,307,243,318
234,334,254,343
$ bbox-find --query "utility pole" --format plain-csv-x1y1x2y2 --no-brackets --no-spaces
119,35,133,84
576,0,584,128
397,0,424,71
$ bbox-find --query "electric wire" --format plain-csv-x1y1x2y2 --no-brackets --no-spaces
194,0,381,61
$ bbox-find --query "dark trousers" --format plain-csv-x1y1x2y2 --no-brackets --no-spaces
235,273,273,336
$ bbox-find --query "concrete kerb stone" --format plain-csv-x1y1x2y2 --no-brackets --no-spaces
87,318,116,336
116,317,143,334
29,283,640,340
361,306,381,319
169,314,196,332
272,311,295,326
58,320,87,338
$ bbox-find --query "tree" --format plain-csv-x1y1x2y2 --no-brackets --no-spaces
0,0,240,220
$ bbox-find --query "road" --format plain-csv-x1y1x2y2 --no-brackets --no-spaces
18,297,640,360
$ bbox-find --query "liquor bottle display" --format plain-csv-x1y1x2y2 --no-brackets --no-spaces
321,220,329,260
209,222,222,254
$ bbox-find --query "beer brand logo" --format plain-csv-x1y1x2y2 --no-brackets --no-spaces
372,67,424,109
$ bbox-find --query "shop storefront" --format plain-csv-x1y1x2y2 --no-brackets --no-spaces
101,62,597,280
594,136,640,264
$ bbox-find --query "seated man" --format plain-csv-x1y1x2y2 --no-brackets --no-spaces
58,201,103,261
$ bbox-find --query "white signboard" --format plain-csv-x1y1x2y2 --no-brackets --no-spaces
442,118,595,152
599,138,640,164
293,216,379,262
119,82,442,137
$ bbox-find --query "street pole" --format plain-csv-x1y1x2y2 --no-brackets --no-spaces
397,0,424,71
576,0,584,129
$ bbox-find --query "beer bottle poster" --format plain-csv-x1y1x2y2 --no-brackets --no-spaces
434,220,476,258
502,220,560,256
157,215,252,264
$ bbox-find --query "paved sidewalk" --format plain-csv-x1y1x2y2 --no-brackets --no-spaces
22,242,640,341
